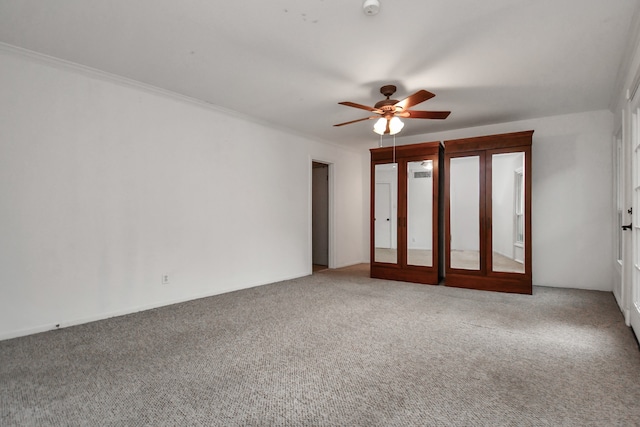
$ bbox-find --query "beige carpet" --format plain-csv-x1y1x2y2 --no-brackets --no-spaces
1,264,639,426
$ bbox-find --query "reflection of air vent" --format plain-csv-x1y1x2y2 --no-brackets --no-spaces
414,171,431,178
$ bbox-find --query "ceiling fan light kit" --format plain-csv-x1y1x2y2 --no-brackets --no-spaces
334,84,451,136
373,117,387,135
363,0,380,16
374,117,403,135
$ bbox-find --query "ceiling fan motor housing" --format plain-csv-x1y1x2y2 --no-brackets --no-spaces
375,103,399,114
375,85,399,112
380,85,396,97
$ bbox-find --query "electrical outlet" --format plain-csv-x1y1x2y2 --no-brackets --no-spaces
162,274,170,285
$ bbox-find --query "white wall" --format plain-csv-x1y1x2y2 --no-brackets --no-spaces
0,47,366,340
397,110,614,291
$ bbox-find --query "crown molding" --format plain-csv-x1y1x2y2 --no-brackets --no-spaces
0,42,363,153
611,3,640,109
0,42,247,115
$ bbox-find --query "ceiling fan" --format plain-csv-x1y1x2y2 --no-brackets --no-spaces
334,85,451,135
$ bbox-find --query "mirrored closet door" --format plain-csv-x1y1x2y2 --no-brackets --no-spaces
370,141,443,285
444,131,533,294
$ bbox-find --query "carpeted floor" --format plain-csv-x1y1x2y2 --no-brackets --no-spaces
1,264,639,426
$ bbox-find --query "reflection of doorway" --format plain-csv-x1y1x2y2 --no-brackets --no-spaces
312,162,329,271
375,183,392,248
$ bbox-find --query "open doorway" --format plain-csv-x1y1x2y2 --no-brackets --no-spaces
312,161,329,272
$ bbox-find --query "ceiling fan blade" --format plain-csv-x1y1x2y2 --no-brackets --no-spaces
333,116,377,127
403,110,451,119
394,90,436,110
339,101,383,114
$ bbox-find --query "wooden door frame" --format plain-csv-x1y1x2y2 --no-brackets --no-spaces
310,159,333,272
444,150,487,278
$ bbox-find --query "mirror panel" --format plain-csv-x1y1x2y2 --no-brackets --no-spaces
407,160,433,267
449,156,480,270
491,152,525,273
374,163,397,264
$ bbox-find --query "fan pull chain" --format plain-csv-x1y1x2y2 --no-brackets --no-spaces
393,134,396,165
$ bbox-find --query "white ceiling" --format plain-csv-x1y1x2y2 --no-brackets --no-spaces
0,0,638,148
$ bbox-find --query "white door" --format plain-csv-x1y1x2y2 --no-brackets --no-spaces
614,127,624,311
630,108,640,337
375,183,392,248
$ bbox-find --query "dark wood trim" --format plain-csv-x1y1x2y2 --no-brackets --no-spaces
479,151,488,276
370,140,441,162
369,160,376,267
444,150,486,277
444,154,451,274
525,145,533,278
371,264,440,285
445,273,531,294
485,145,533,283
444,130,534,153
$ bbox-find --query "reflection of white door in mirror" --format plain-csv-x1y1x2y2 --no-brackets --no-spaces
374,183,391,248
514,167,524,263
374,163,397,264
491,152,525,273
